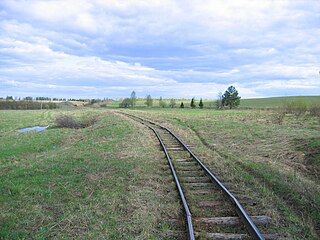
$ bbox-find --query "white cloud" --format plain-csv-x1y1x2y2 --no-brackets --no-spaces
0,37,177,87
0,0,319,98
255,79,319,90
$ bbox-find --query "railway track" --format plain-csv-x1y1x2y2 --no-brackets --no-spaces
121,112,280,240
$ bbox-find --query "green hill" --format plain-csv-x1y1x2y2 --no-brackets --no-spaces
240,96,320,109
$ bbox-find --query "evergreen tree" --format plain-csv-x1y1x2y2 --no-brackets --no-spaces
222,86,241,109
199,98,204,109
190,97,196,108
145,95,153,107
180,102,184,108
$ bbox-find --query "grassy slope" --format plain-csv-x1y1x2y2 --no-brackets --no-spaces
124,108,320,239
106,95,320,109
0,109,181,239
240,96,320,109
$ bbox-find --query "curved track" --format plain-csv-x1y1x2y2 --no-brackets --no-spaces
122,112,278,240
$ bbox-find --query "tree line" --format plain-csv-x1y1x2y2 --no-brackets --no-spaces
1,96,108,102
120,86,241,109
0,100,57,110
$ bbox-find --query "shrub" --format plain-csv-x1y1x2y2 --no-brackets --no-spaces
309,104,320,118
273,108,286,124
55,115,81,128
81,115,98,127
159,97,166,108
55,115,98,128
119,98,132,108
180,102,184,108
169,98,176,108
283,100,307,117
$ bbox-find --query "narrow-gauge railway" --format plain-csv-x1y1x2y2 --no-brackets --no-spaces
122,112,279,240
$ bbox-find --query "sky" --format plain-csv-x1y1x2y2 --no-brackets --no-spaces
0,0,319,99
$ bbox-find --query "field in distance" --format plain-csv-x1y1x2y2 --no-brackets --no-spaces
106,95,320,109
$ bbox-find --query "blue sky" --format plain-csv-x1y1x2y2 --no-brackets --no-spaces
0,0,319,99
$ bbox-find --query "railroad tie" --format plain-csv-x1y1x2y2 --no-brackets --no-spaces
195,215,272,226
182,176,211,183
196,232,248,240
187,182,214,189
166,147,184,151
196,232,284,240
175,158,192,162
197,200,224,207
192,189,215,195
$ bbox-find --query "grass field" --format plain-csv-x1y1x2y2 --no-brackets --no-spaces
123,108,320,239
0,109,181,239
239,96,320,109
104,95,320,109
1,104,319,239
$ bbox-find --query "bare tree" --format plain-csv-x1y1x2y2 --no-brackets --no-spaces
215,92,223,109
130,91,137,107
145,95,153,107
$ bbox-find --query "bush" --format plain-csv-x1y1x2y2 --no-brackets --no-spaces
283,100,307,117
119,98,132,108
55,115,98,128
169,98,176,108
159,97,166,108
309,104,320,118
81,116,98,128
273,108,286,124
55,115,81,128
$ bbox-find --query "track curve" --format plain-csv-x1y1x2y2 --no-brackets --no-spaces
121,112,277,240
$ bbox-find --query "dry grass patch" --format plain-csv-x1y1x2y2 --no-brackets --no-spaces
55,114,98,128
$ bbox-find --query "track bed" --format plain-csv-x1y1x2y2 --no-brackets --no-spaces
122,113,282,240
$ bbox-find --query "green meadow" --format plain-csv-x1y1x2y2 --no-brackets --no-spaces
0,109,180,239
1,95,319,239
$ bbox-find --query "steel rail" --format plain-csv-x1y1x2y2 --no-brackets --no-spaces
121,112,265,240
127,114,195,240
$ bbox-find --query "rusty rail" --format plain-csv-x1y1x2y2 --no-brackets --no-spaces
121,112,265,240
